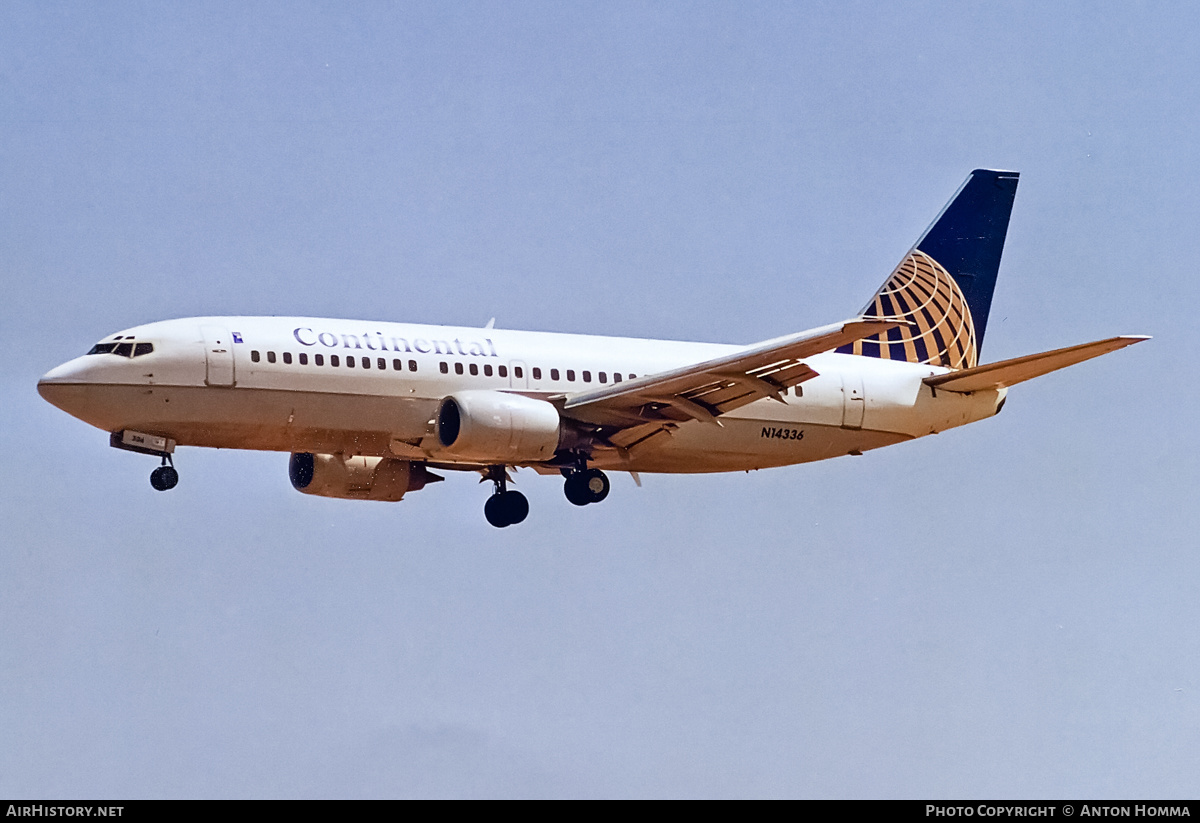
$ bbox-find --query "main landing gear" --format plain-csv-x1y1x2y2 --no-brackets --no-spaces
480,463,612,527
149,454,179,491
563,467,610,506
483,466,529,528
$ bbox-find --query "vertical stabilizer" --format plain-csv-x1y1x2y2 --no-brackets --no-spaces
837,169,1019,369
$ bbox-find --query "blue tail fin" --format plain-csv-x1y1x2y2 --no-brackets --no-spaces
836,169,1019,369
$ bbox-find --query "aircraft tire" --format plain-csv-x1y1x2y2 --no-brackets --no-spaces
150,466,178,492
582,469,609,503
502,490,529,525
564,473,591,506
484,493,511,527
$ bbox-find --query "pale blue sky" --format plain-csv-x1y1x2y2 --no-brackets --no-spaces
2,1,1196,797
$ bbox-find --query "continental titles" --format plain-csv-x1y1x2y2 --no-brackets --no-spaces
293,328,498,358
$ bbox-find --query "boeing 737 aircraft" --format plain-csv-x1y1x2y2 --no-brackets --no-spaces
39,170,1147,527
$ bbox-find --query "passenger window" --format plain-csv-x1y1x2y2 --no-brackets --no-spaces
499,365,508,378
346,356,354,368
315,354,324,366
440,362,448,374
566,369,575,381
283,352,293,364
469,363,478,376
454,362,464,375
133,342,154,357
629,374,636,380
551,368,560,381
299,353,308,365
484,364,493,377
582,371,591,383
409,360,418,372
393,359,403,371
532,367,542,380
251,350,260,362
331,355,340,367
613,373,622,383
514,366,523,378
378,358,386,370
267,351,277,364
599,372,607,383
362,357,370,369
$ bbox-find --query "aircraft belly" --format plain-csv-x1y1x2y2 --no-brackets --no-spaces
593,417,910,473
50,365,993,471
52,383,436,455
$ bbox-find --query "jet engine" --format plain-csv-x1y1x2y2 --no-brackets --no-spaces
289,453,440,501
435,390,561,463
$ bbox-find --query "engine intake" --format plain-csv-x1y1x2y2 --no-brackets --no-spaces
436,390,561,462
289,453,440,501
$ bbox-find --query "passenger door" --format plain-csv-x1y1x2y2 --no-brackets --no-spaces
201,325,236,387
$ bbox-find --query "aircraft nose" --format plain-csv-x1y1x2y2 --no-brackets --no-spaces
37,357,97,412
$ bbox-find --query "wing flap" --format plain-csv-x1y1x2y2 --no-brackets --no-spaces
924,335,1150,393
562,317,898,427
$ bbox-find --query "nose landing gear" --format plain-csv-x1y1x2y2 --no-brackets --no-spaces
149,455,179,491
110,430,179,492
482,466,528,528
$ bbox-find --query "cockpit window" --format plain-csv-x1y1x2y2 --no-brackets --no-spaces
86,340,154,358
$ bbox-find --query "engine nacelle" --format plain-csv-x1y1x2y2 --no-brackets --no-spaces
435,390,561,462
289,453,438,501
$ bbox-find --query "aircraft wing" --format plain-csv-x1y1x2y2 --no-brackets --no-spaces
924,335,1150,393
558,318,900,440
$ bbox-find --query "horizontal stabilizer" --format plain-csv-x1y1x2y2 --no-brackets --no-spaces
924,335,1150,393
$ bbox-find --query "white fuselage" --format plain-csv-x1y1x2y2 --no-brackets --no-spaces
38,316,1005,473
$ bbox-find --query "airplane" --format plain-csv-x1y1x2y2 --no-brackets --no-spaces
37,169,1148,528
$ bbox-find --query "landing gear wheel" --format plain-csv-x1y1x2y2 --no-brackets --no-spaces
484,490,529,528
582,468,609,503
502,490,529,525
484,494,508,527
150,465,178,491
564,472,591,506
564,468,609,505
